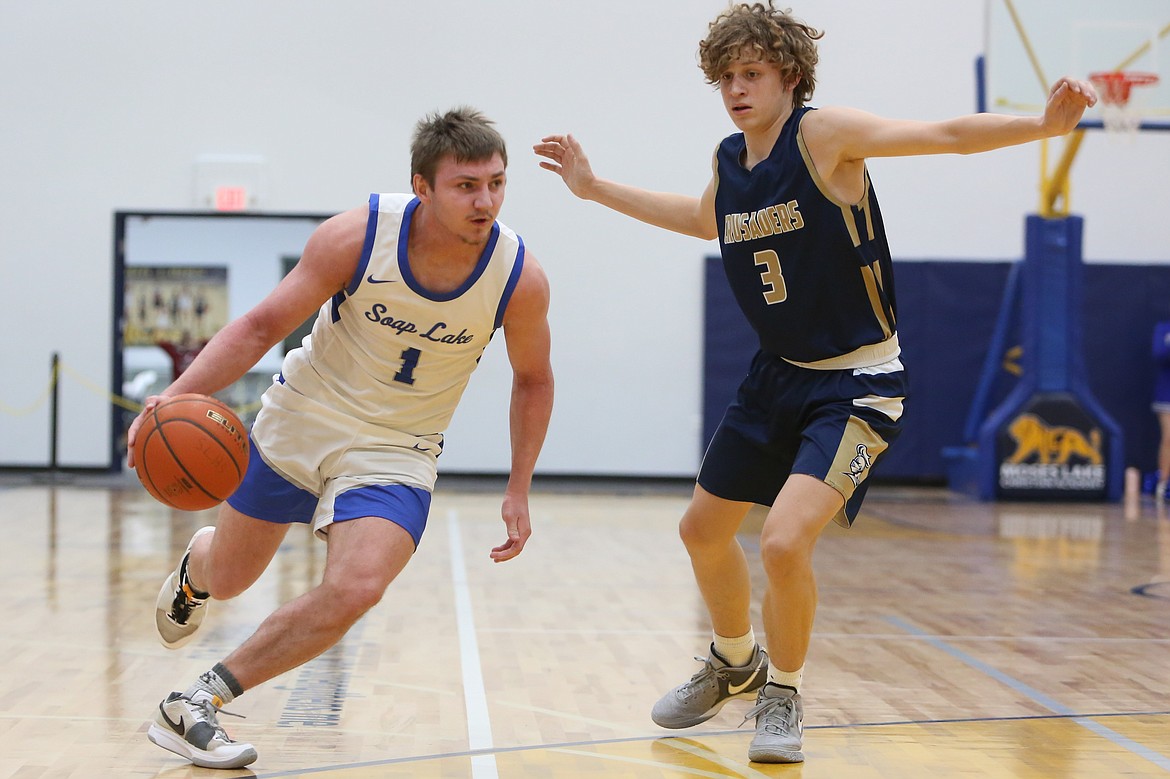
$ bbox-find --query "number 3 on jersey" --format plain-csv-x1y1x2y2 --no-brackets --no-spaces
753,249,787,304
394,347,421,385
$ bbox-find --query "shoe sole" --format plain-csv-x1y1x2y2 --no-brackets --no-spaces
748,747,804,763
651,689,758,729
147,723,258,769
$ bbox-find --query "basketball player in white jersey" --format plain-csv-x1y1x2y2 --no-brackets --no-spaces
127,107,554,769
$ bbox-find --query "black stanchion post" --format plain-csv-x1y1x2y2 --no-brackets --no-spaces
49,352,60,471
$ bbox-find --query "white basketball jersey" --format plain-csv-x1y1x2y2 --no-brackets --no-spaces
278,193,525,443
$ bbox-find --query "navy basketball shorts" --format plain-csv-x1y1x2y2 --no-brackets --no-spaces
1153,364,1170,414
698,349,908,528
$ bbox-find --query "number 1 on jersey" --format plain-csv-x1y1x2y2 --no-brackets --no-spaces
394,347,421,385
754,249,787,304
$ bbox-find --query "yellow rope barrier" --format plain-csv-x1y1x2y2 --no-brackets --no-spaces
0,358,259,419
0,360,58,416
57,360,145,413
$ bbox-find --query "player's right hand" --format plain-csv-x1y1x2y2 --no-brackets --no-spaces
533,133,596,199
126,394,164,468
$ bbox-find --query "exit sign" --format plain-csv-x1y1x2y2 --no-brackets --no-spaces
214,186,248,212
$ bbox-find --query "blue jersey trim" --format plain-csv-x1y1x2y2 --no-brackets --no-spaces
329,289,347,323
332,193,380,322
395,197,420,292
493,235,525,330
397,198,501,301
349,193,380,295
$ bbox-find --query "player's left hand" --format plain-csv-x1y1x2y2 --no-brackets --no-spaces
491,492,532,562
1042,77,1098,135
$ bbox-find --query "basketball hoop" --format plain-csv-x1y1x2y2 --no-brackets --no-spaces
1089,71,1160,137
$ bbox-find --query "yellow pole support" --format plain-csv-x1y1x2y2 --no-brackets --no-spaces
1003,0,1049,92
1041,130,1086,218
1116,21,1170,71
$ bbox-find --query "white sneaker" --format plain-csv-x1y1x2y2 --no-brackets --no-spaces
745,683,804,763
147,689,257,769
155,526,214,649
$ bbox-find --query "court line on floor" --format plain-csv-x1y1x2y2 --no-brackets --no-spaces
448,509,497,779
655,738,774,777
886,615,1170,772
470,628,1170,643
549,748,734,778
249,709,1170,778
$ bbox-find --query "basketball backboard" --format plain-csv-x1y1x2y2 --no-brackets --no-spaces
981,0,1170,131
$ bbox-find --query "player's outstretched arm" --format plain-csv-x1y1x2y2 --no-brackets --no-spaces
809,77,1098,164
491,254,554,563
535,134,718,240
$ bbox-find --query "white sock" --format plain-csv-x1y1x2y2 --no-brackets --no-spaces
713,629,757,667
768,665,804,692
186,662,243,705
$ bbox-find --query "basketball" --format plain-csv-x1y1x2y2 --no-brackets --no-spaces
133,393,249,511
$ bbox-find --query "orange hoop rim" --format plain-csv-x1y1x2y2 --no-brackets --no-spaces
1088,70,1161,105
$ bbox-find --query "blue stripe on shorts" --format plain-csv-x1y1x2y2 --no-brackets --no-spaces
227,438,319,523
334,484,431,548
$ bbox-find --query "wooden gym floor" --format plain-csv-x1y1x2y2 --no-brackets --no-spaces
1,471,1168,778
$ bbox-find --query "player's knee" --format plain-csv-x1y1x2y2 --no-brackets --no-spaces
758,530,812,576
321,576,387,624
678,512,732,552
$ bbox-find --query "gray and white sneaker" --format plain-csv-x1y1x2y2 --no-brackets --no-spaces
155,526,214,649
147,689,257,769
745,683,804,763
651,644,769,728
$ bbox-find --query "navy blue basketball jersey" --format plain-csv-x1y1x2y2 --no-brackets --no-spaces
714,106,898,368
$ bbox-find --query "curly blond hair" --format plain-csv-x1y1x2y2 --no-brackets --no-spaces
698,2,823,108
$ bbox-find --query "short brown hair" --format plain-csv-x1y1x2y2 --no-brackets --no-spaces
410,107,508,186
698,3,822,108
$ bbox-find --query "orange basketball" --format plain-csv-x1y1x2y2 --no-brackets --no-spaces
133,393,249,511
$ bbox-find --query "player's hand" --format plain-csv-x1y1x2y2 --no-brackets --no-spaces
126,394,165,468
1042,77,1098,136
490,492,532,563
534,133,597,200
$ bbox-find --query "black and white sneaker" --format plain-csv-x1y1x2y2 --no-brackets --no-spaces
147,689,257,769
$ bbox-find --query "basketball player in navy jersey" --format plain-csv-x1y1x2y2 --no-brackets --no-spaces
128,107,554,769
1151,321,1170,500
536,2,1094,763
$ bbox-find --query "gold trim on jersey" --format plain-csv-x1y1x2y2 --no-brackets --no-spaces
797,127,861,240
861,262,894,339
858,173,876,241
824,415,891,527
710,144,721,199
782,333,901,371
796,121,895,350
